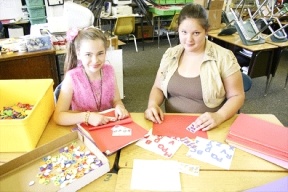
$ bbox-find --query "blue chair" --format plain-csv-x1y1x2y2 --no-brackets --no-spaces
242,73,252,92
54,82,62,103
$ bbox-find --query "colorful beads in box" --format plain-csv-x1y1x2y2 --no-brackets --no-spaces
36,141,103,189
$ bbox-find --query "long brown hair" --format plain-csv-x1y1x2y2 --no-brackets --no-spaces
64,27,108,74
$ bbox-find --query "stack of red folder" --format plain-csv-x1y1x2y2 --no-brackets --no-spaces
226,114,288,169
77,109,148,155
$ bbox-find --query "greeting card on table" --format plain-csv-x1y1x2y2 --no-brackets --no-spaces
187,137,235,170
152,114,208,139
136,130,182,158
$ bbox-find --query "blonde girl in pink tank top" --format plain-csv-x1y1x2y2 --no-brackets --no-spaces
53,27,128,126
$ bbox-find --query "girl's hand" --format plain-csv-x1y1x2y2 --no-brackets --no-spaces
144,105,164,124
88,112,113,126
115,104,129,120
192,112,225,131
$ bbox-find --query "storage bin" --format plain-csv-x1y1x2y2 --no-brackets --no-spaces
0,79,54,152
25,0,44,6
25,35,51,52
149,6,175,15
166,0,176,4
29,16,47,25
27,5,46,18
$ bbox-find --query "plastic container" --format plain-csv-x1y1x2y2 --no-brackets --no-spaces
29,16,47,25
27,5,46,18
25,35,51,52
0,79,54,152
25,0,44,7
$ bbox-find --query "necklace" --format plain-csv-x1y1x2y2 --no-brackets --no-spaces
83,67,102,111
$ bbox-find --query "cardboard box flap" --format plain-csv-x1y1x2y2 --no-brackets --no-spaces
0,131,109,192
208,0,224,10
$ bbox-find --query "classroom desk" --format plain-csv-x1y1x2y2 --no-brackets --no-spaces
119,113,287,172
0,117,117,171
208,29,278,95
116,169,288,192
116,113,288,191
1,19,30,38
264,37,288,92
0,49,60,89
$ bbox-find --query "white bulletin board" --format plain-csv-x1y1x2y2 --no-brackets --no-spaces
0,0,23,20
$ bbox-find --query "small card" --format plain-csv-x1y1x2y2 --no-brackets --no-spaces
178,162,200,176
180,137,197,150
111,125,132,136
186,122,198,133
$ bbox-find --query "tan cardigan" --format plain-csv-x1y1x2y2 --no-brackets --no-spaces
159,40,240,108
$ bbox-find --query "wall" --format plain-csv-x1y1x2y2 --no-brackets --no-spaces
0,0,23,20
44,0,72,17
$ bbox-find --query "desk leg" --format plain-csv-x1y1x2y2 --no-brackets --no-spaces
265,47,287,94
141,16,144,51
55,54,62,83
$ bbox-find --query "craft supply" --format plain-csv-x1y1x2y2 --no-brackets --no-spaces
0,102,33,119
36,141,103,188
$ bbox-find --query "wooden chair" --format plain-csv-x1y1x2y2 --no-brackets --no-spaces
113,16,138,52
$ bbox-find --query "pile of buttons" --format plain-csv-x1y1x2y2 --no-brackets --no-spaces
36,141,103,189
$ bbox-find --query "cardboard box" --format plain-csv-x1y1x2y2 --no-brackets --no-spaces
107,35,118,50
207,9,223,29
135,25,153,39
0,79,54,152
0,131,110,192
207,0,224,30
208,0,224,10
193,0,205,6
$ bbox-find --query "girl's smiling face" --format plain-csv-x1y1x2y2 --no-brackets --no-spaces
178,18,207,53
77,39,106,74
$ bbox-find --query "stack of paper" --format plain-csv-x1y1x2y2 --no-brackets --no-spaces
226,114,288,169
77,109,148,155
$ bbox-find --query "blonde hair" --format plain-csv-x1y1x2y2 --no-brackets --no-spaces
64,27,108,74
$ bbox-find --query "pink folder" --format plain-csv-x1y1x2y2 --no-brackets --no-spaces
226,113,288,162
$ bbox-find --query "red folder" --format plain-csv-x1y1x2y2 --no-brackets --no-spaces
152,114,208,139
226,114,288,162
77,109,148,155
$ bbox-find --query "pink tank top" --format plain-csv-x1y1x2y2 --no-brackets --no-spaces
67,64,115,112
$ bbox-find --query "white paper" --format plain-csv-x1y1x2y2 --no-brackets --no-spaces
111,125,132,136
136,130,182,158
186,137,235,170
106,49,124,99
130,159,181,191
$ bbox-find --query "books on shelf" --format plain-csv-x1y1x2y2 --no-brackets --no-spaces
77,109,148,155
226,113,288,169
